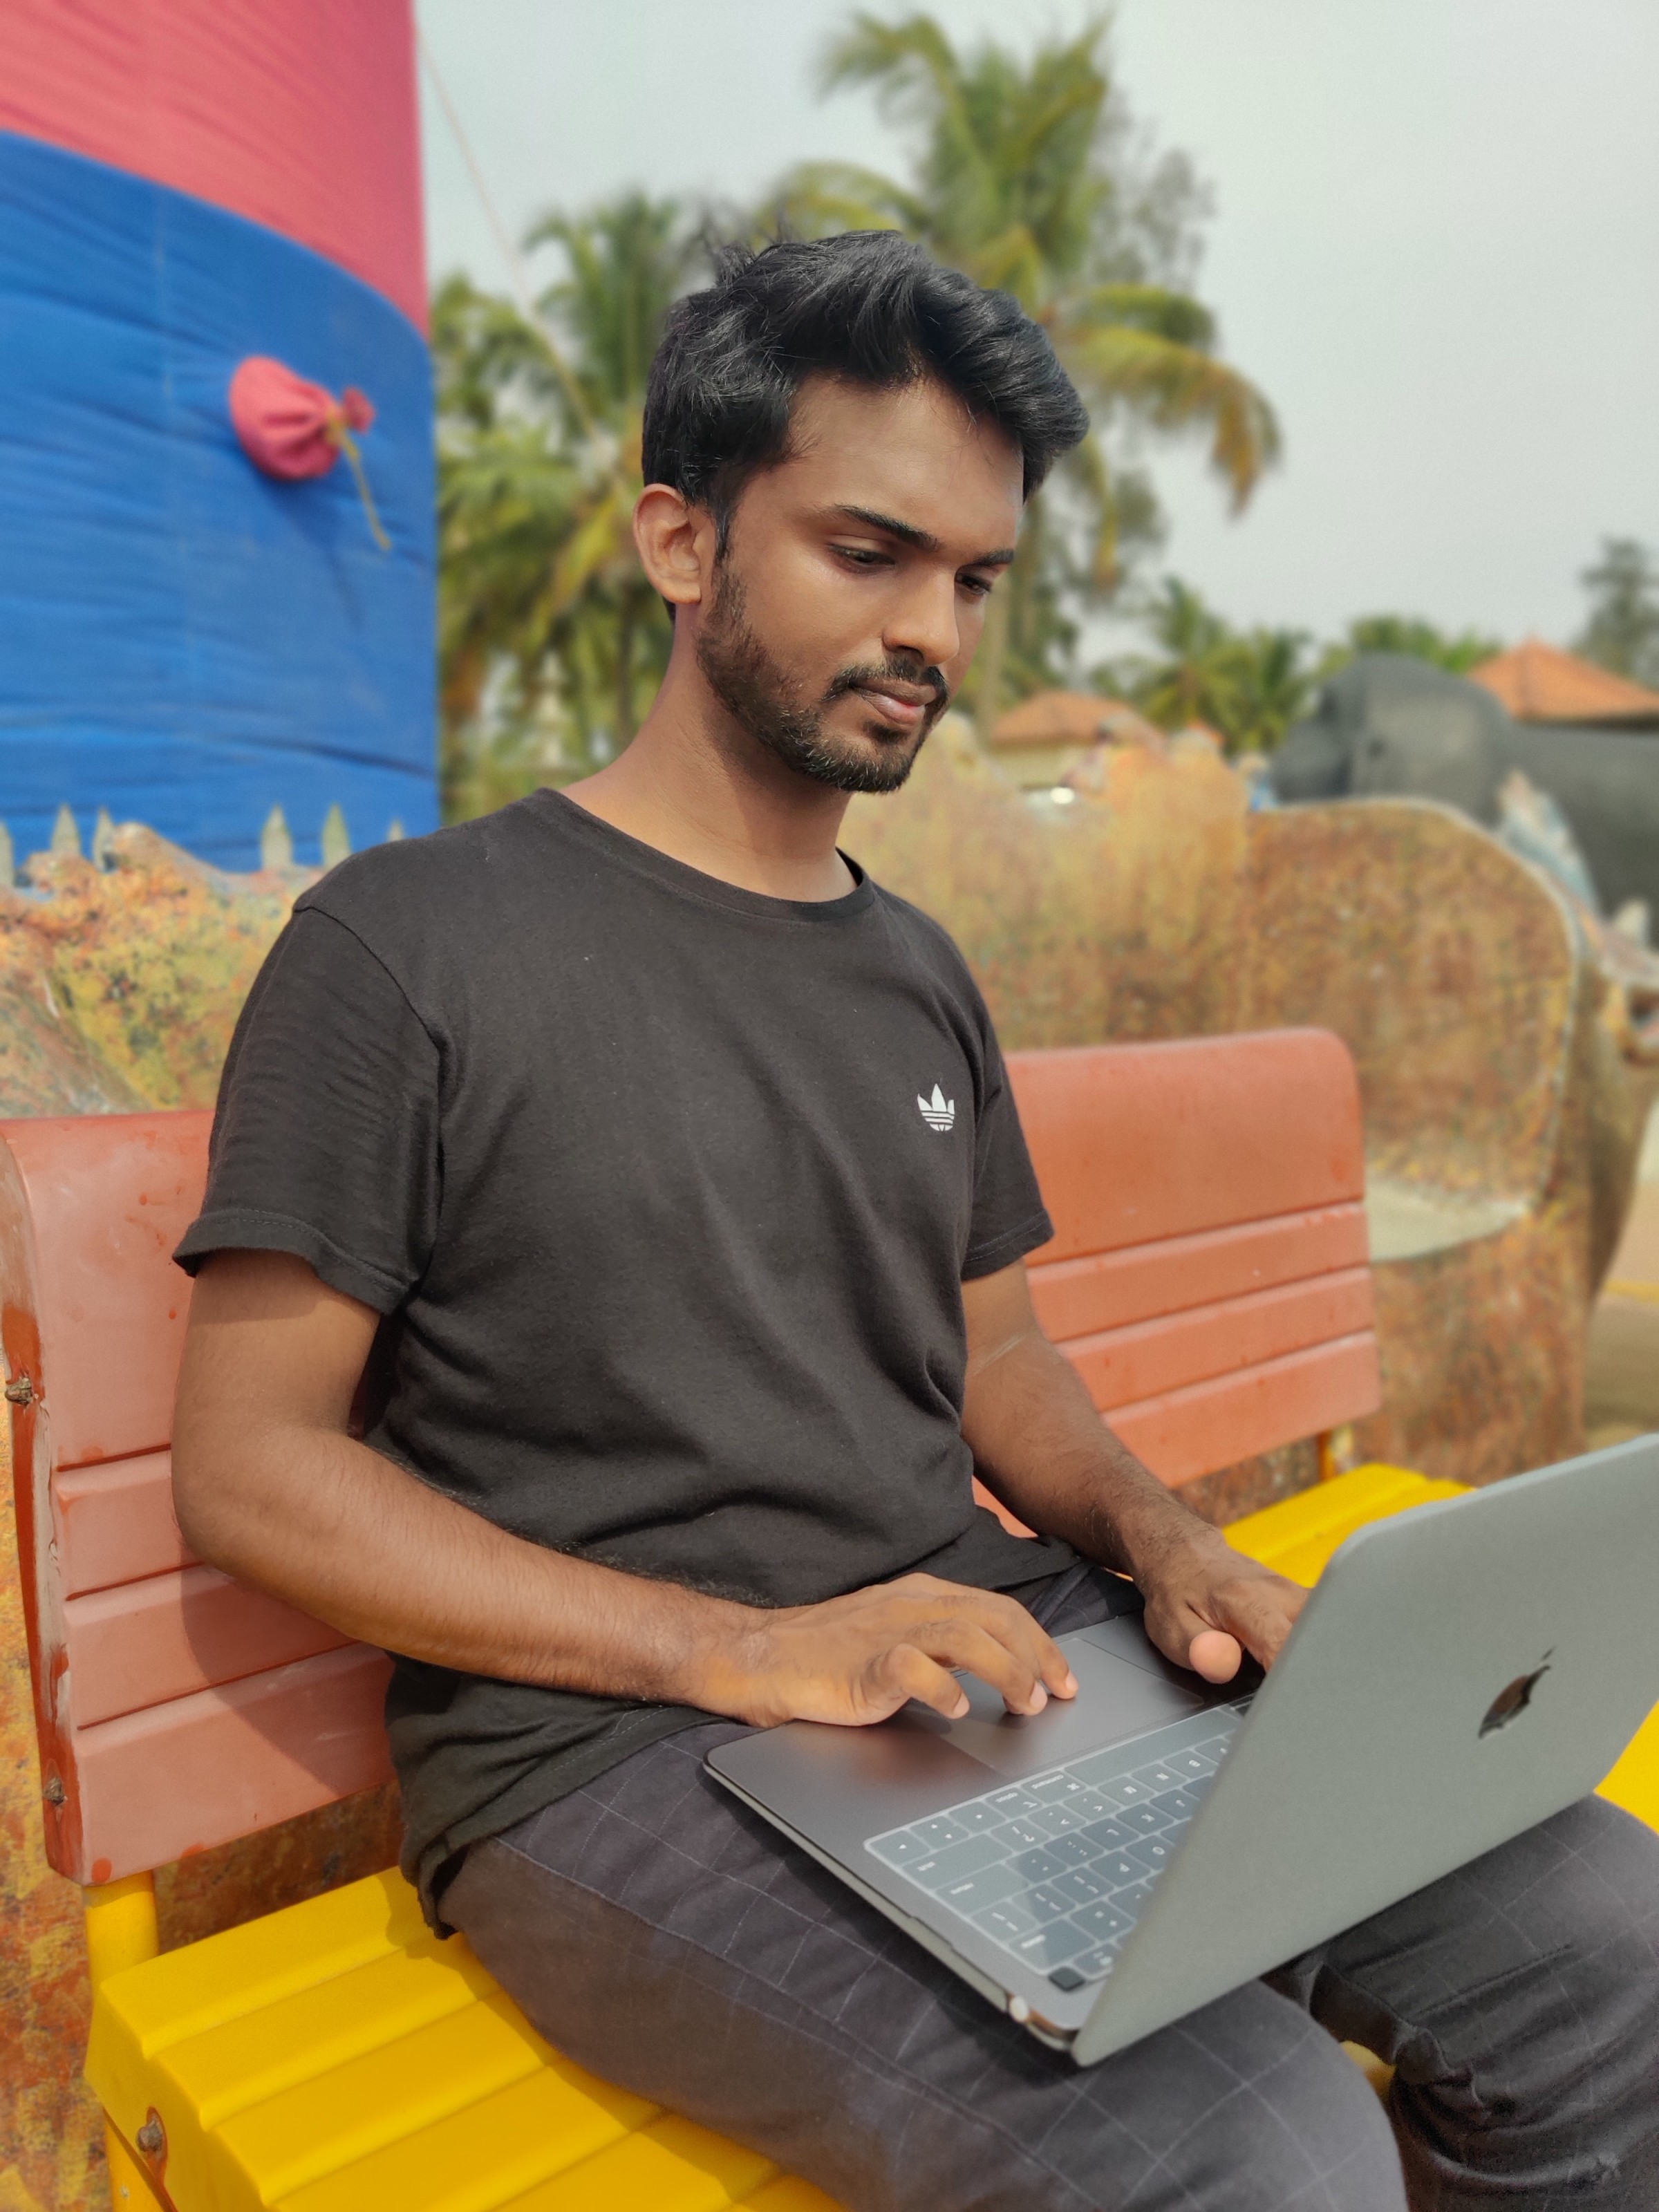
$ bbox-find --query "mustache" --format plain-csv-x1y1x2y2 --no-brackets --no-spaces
823,659,949,712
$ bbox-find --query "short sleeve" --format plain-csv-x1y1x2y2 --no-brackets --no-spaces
962,1022,1053,1280
174,908,440,1313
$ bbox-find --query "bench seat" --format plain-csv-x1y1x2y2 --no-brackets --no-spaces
86,1862,834,2211
87,1465,1659,2210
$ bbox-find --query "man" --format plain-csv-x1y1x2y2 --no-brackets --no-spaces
174,234,1658,2212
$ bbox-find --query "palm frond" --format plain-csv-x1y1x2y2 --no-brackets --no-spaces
1058,326,1280,507
772,160,927,240
1067,283,1217,348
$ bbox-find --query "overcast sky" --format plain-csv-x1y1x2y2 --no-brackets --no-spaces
415,0,1659,648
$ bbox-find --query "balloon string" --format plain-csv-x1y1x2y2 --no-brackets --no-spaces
329,422,391,552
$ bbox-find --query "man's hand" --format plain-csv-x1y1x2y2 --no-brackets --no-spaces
960,1259,1309,1685
1127,1520,1306,1682
689,1573,1078,1729
176,1251,1078,1730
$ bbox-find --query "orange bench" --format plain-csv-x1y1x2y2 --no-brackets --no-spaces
5,1029,1386,2210
1008,1029,1378,1491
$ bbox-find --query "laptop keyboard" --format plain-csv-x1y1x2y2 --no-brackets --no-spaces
865,1701,1250,1992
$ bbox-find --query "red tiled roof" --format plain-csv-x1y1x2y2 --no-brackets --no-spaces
1470,639,1659,724
991,691,1161,748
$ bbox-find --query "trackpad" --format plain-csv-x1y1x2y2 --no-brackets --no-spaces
894,1629,1209,1779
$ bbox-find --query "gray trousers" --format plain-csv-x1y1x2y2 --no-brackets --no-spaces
445,1573,1659,2212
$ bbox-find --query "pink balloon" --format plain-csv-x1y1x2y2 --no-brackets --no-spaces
229,356,375,480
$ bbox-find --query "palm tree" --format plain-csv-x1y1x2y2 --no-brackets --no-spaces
1316,615,1503,683
1228,626,1315,753
1118,578,1245,736
1103,583,1312,754
774,12,1280,733
435,195,701,818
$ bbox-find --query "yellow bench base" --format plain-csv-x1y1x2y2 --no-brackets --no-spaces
87,1466,1658,2211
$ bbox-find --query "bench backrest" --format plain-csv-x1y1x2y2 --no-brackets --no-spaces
1,1112,391,1886
4,1029,1378,1884
1007,1030,1378,1486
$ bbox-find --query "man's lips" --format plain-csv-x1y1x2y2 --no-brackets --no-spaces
852,684,939,728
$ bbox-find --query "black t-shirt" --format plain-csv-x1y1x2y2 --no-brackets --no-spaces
176,791,1073,1922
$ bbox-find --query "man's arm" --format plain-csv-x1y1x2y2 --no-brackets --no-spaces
174,1250,1078,1730
961,1259,1306,1681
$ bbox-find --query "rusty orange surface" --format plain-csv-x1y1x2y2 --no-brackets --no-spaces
846,726,1639,1485
0,826,301,1120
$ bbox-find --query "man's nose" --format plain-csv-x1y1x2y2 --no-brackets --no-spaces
884,570,964,675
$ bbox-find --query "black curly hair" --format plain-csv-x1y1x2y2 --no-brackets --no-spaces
642,232,1088,546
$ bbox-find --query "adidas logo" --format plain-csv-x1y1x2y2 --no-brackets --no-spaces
917,1082,955,1132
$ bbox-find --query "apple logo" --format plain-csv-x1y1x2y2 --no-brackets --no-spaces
1479,1652,1553,1738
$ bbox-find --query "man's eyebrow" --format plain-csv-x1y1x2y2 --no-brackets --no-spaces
825,505,1015,568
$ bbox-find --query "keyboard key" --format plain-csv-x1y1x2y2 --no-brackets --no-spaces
914,1814,972,1851
987,1784,1042,1816
1129,1763,1183,1794
974,1898,1040,1944
1118,1803,1170,1835
1001,1817,1050,1850
1044,1833,1097,1868
1027,1884,1071,1922
1183,1772,1215,1801
1048,1949,1116,1989
1152,1787,1202,1820
1067,1748,1139,1792
1170,1748,1217,1780
1072,1899,1134,1944
1113,1879,1153,1913
1011,1844,1071,1884
1066,1789,1120,1822
1107,1776,1154,1806
1125,1835,1176,1876
1028,1803,1088,1839
938,1862,1026,1915
1011,1920,1095,1971
950,1801,1008,1835
1080,1817,1137,1853
1089,1850,1142,1887
867,1829,933,1868
908,1834,1009,1890
1050,1865,1112,1906
1030,1772,1089,1803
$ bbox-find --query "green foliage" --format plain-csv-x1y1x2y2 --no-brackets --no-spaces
1103,585,1515,755
434,196,703,821
772,11,1278,728
1100,579,1313,753
1316,614,1503,680
1574,537,1659,686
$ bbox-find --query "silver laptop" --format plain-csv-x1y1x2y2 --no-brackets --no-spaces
708,1436,1659,2065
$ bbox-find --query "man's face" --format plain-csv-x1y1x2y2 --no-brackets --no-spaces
693,377,1024,794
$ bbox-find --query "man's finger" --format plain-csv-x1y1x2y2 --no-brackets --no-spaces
950,1591,1079,1700
876,1641,971,1720
1212,1575,1305,1668
910,1618,1051,1714
1188,1627,1243,1682
887,1584,1077,1701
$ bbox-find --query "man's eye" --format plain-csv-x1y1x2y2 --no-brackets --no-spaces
961,574,997,598
833,545,889,568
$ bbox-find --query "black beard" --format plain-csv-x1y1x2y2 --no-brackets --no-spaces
695,567,946,796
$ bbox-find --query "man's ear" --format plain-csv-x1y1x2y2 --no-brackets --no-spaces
634,483,715,609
